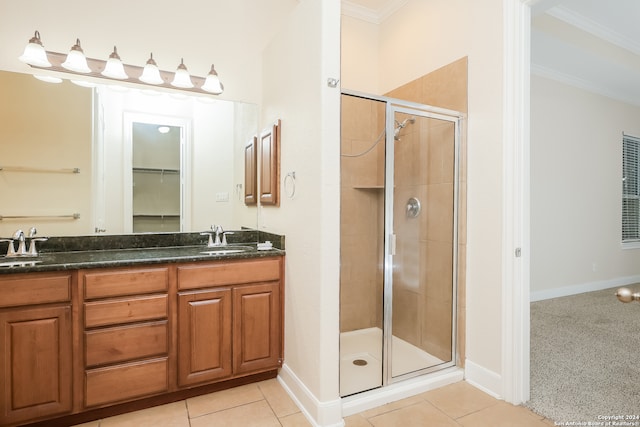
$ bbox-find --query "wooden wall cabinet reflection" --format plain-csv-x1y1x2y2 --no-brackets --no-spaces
244,136,257,205
245,119,281,207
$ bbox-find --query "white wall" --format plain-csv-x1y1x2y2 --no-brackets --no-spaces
531,75,640,300
261,0,343,425
341,0,506,394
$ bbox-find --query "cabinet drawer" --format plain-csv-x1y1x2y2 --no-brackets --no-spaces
84,294,168,328
83,267,169,299
177,258,281,290
85,321,168,367
85,358,168,407
0,273,72,308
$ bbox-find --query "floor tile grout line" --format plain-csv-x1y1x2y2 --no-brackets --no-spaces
183,399,192,427
186,394,265,419
258,382,294,426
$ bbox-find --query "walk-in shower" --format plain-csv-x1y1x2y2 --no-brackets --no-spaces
340,91,462,398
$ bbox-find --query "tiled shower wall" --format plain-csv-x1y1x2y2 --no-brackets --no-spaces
340,95,385,332
340,57,468,364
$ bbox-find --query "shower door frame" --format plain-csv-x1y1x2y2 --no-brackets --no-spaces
383,100,462,385
341,89,463,389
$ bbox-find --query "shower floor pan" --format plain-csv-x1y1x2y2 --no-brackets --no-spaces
340,327,444,397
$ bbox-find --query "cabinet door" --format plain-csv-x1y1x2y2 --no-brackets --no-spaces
0,305,72,425
233,282,282,374
178,289,232,387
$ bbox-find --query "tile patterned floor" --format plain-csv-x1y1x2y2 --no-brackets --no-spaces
72,380,556,426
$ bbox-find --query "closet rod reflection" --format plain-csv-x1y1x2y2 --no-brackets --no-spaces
0,166,80,174
0,213,81,220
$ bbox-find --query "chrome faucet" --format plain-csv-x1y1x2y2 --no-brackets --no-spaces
200,224,225,247
214,225,224,246
0,228,47,257
27,227,48,256
13,229,27,256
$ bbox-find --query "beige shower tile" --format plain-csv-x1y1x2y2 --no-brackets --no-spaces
457,275,466,365
342,95,379,141
386,78,422,104
190,400,280,427
420,57,468,113
100,401,189,427
457,181,467,245
422,240,454,302
391,288,420,344
426,183,454,243
457,243,466,309
186,383,263,418
341,188,378,236
427,122,456,186
421,381,498,419
257,379,300,418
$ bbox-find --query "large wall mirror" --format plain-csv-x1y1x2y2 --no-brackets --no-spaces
0,70,258,237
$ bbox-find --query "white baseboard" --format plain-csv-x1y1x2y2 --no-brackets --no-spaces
464,359,502,399
341,367,463,417
278,364,345,427
530,274,640,302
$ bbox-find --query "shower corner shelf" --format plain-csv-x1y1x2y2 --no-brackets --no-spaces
352,184,384,190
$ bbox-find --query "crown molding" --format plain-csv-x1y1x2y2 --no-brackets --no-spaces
547,5,640,56
531,63,640,107
341,0,408,25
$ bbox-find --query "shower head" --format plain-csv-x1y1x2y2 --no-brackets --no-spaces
394,116,416,140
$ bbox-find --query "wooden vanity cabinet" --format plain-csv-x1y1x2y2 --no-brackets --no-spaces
0,272,74,426
0,254,284,425
177,257,283,387
80,266,171,408
177,288,232,386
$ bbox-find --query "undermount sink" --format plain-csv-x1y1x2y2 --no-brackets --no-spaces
200,246,253,256
0,259,42,268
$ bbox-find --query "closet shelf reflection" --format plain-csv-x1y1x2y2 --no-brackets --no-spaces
133,167,179,174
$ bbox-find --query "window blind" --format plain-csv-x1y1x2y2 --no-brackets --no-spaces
622,134,640,242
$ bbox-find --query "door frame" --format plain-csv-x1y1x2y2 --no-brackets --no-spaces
122,112,192,233
501,0,535,404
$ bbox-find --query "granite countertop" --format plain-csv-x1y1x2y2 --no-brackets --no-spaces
0,230,285,274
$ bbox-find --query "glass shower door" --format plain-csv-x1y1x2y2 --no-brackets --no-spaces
384,106,458,380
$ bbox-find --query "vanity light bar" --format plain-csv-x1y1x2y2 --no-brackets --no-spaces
19,31,224,96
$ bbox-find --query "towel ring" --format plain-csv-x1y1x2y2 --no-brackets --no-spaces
284,171,296,199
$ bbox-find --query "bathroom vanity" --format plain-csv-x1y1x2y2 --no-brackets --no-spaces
0,232,284,427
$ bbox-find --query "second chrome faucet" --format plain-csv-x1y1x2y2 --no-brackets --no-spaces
0,228,48,257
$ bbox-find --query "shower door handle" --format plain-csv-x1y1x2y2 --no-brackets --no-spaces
389,234,397,255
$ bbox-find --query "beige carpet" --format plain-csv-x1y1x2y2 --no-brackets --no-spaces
526,286,640,423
